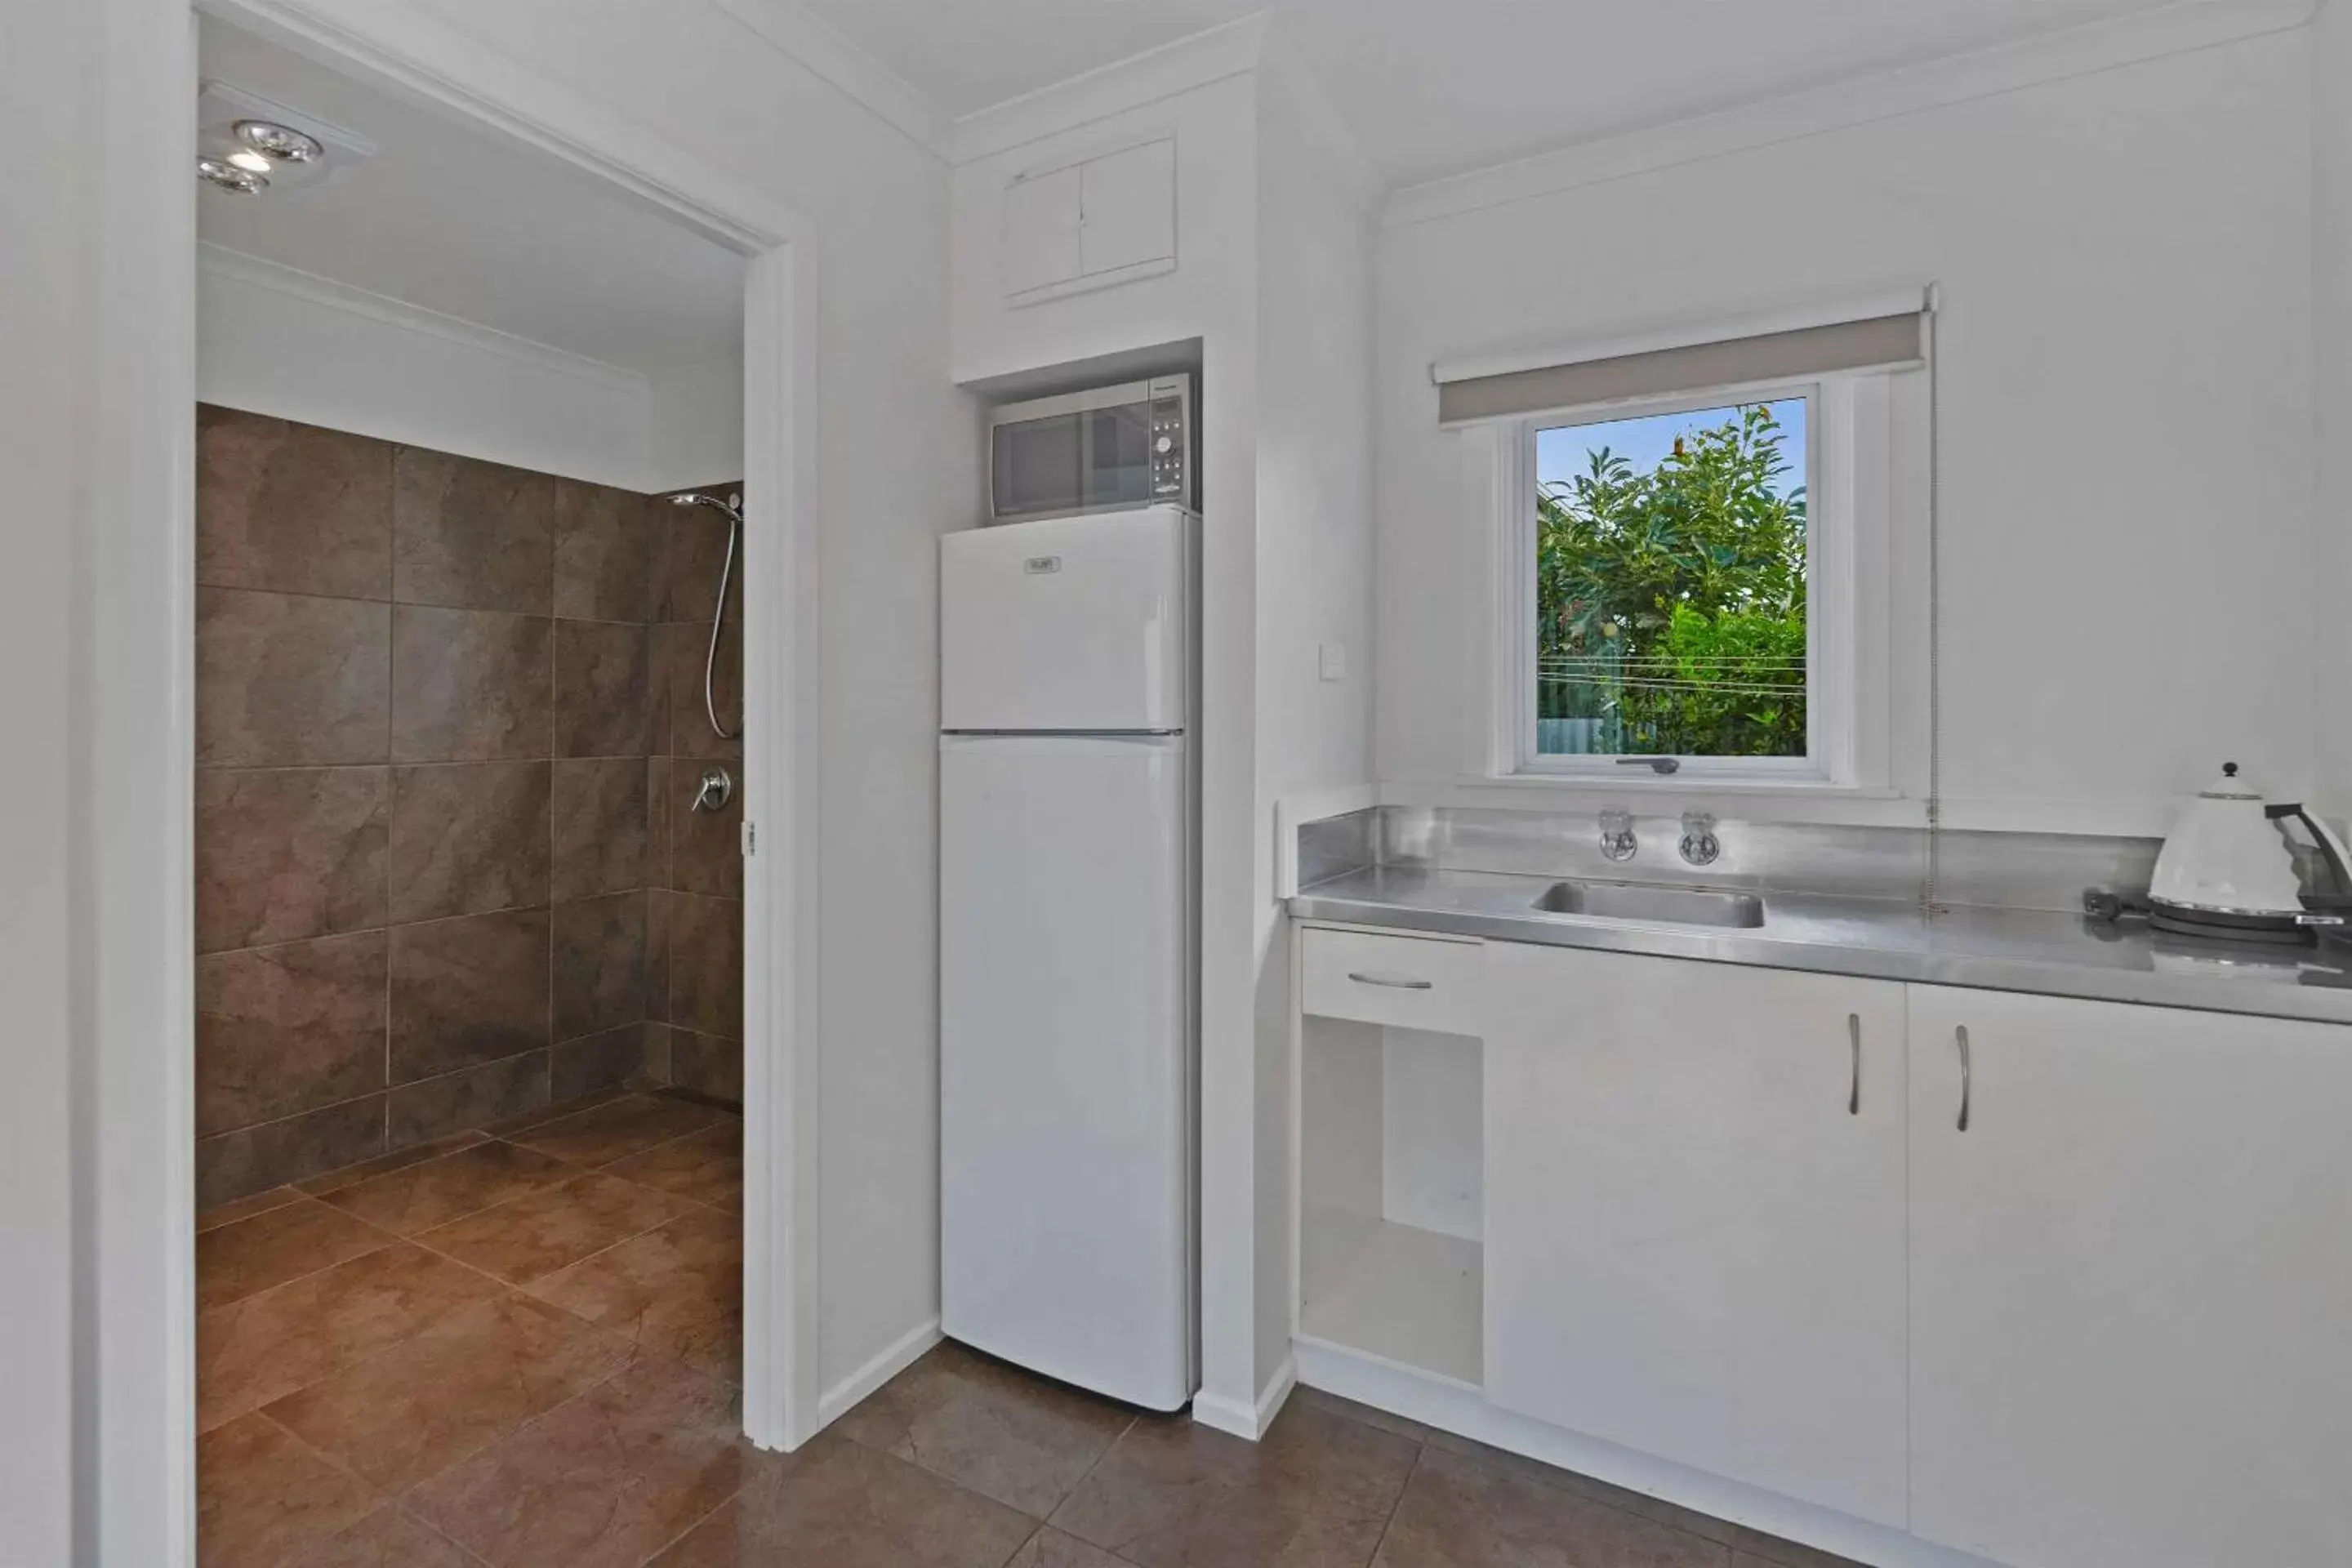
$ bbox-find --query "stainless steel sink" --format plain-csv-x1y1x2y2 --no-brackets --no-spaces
1534,880,1766,929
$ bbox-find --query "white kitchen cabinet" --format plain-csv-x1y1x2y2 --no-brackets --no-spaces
1483,942,1909,1527
1907,985,2352,1568
999,136,1177,305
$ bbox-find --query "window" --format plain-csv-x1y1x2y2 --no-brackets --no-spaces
1441,297,1931,792
1533,393,1814,767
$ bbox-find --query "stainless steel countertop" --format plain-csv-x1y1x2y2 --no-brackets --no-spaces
1290,866,2352,1027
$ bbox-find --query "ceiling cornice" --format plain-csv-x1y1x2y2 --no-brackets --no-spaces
1383,0,2317,229
704,0,950,158
951,13,1273,165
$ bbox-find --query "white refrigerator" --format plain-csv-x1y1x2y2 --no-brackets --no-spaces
938,504,1197,1411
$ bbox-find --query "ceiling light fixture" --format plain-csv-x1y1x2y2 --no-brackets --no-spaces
197,155,269,194
233,119,323,165
225,149,273,174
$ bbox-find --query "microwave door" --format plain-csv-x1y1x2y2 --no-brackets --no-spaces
995,411,1085,519
1080,403,1156,512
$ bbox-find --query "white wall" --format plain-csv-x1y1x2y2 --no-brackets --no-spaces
649,353,750,492
3,4,104,1557
2319,0,2352,816
390,0,972,1405
1250,37,1377,1394
198,247,662,489
1374,25,2317,837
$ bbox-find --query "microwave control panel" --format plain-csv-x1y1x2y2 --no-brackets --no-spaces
1148,376,1191,502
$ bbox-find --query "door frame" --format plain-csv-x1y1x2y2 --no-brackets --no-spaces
98,2,823,1559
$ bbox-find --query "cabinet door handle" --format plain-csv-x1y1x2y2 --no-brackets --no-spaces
1847,1013,1861,1116
1955,1025,1972,1133
1348,971,1433,991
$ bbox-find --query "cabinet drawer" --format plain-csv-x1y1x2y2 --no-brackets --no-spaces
1299,927,1482,1035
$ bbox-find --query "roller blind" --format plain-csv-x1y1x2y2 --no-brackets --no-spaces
1436,310,1927,426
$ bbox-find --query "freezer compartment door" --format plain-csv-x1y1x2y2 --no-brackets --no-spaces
941,506,1193,733
939,734,1194,1409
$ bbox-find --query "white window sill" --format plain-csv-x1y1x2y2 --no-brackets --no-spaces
1468,771,1900,800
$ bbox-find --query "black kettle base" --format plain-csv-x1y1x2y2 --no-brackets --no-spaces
2147,902,2315,947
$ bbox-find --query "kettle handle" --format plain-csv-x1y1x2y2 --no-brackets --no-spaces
2265,802,2352,908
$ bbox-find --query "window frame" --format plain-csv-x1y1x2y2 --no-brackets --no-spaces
1486,371,1884,790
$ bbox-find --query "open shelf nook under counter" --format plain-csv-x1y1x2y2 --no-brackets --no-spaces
1294,924,1486,1390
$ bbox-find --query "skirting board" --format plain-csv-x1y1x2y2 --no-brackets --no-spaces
1292,1341,2002,1568
817,1316,943,1429
1191,1355,1297,1441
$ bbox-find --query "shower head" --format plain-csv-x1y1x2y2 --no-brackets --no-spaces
668,491,743,526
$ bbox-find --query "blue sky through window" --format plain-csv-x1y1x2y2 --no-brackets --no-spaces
1536,398,1807,494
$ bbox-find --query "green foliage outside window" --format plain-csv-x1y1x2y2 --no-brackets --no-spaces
1536,403,1807,758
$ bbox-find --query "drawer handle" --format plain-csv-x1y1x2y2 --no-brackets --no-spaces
1847,1013,1861,1116
1348,971,1434,991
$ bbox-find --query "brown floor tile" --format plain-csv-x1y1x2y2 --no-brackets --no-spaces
295,1129,492,1198
1727,1530,1866,1568
410,1355,748,1568
280,1504,474,1567
1423,1431,1736,1546
198,1196,395,1312
265,1293,636,1494
317,1138,575,1236
604,1122,742,1213
506,1093,731,1166
414,1170,702,1285
1049,1401,1419,1568
198,1413,383,1568
1294,1386,1434,1446
1010,1528,1142,1568
198,1184,306,1233
1372,1446,1731,1568
526,1208,742,1382
199,1241,503,1432
488,1086,638,1137
836,1342,1134,1517
649,1433,1036,1568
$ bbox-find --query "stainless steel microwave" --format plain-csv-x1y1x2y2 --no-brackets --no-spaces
989,374,1195,523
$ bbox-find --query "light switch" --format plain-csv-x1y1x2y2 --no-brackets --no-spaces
1319,642,1348,682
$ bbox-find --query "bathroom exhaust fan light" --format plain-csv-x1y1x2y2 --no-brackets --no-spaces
197,156,268,194
234,119,323,165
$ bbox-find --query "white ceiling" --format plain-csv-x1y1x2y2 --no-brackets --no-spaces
791,0,2183,186
196,17,745,377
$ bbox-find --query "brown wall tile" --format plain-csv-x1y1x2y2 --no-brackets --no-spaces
644,759,674,889
388,762,552,924
657,492,743,624
640,1022,674,1086
551,759,646,902
389,1052,550,1149
551,1026,650,1102
670,758,744,898
554,480,656,623
197,934,389,1138
196,767,389,953
197,1097,386,1209
554,619,651,760
554,893,646,1043
390,608,552,762
198,589,391,768
658,619,742,763
390,909,551,1084
198,408,393,599
645,890,674,1026
666,1028,742,1105
393,449,555,613
668,894,742,1041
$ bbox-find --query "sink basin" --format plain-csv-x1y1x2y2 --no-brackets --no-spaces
1534,880,1766,929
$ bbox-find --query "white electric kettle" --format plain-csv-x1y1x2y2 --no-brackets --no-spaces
2148,762,2352,942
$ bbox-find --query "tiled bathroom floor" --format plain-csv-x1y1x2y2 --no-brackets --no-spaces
197,1089,1851,1568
